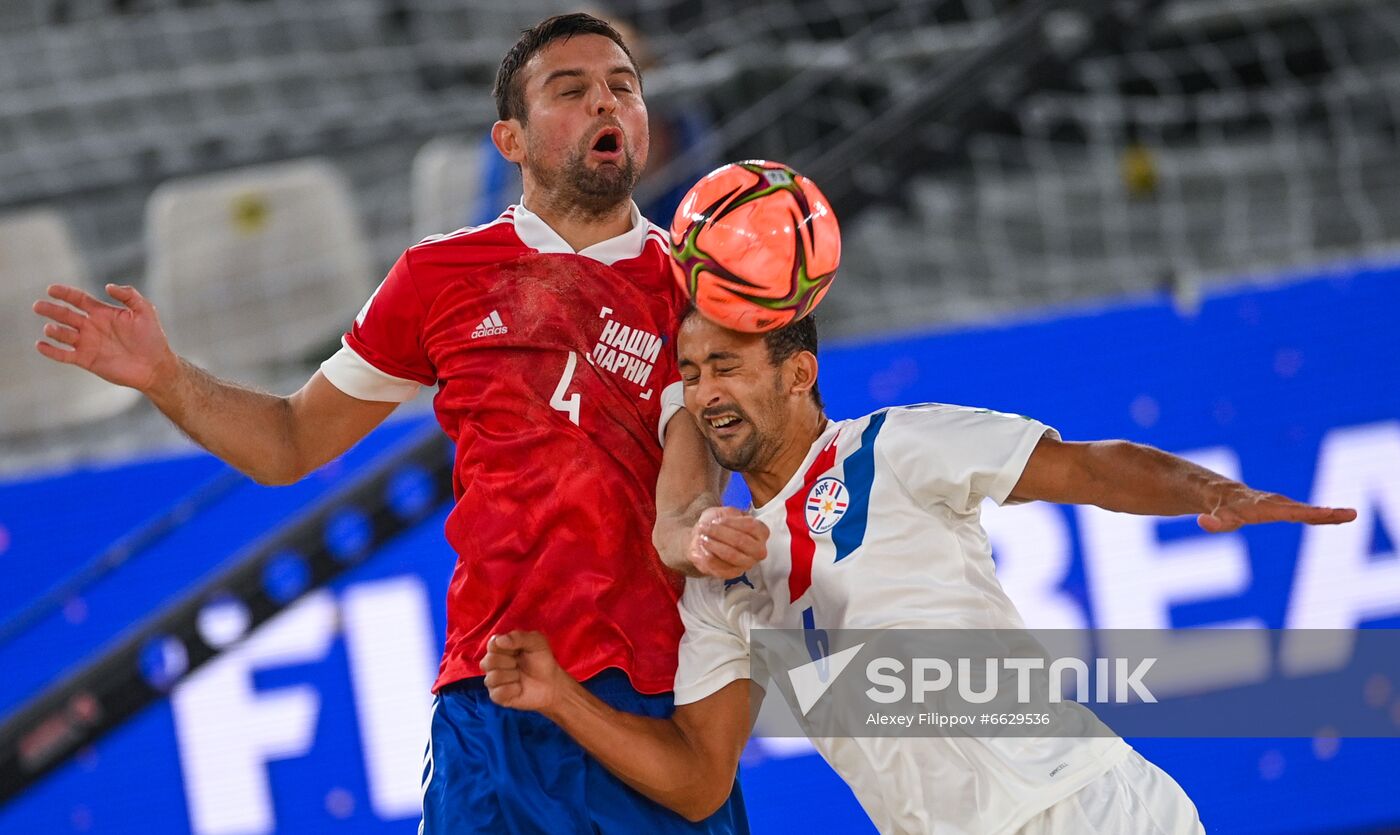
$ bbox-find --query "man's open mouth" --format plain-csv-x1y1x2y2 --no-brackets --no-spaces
590,128,623,158
705,413,745,435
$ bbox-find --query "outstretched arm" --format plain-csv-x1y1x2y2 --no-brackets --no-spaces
1009,436,1356,532
482,631,752,822
33,283,396,485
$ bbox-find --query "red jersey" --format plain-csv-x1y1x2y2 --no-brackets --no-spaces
320,202,688,694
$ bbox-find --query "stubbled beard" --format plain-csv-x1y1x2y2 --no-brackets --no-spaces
706,408,767,473
529,141,640,217
711,433,759,473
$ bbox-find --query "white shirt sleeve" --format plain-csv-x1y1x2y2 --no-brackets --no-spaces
656,381,687,447
319,338,424,403
673,579,750,706
876,404,1059,514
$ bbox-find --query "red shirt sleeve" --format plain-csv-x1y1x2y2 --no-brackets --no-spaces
343,251,437,387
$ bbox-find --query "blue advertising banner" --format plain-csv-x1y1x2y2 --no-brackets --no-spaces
1,262,1397,834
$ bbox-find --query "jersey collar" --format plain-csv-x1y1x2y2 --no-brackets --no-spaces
751,420,845,514
512,198,651,266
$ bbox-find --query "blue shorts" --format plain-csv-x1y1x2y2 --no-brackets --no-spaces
420,670,750,834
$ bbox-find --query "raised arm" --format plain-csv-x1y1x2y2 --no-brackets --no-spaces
33,283,396,485
1009,435,1356,532
653,410,769,578
482,630,752,822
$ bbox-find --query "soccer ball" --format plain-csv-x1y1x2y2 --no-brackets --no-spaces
669,160,841,333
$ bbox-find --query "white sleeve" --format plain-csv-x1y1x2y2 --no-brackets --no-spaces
319,338,424,403
673,580,750,706
656,381,686,446
876,404,1059,514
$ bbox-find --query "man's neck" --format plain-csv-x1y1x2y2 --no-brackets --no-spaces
744,411,829,507
524,190,635,252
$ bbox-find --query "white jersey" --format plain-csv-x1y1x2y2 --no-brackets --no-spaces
673,404,1129,835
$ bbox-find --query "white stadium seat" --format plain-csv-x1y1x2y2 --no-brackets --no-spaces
411,137,486,240
145,158,373,378
0,210,140,437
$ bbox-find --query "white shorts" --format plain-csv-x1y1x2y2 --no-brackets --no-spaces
1014,749,1205,835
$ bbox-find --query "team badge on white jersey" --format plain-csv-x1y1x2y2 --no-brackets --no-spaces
805,477,849,533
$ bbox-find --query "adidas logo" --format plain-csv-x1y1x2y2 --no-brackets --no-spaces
471,310,509,339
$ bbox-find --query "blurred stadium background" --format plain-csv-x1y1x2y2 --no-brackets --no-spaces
1,0,1398,833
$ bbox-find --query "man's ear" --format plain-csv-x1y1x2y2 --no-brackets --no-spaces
788,350,819,399
491,119,525,165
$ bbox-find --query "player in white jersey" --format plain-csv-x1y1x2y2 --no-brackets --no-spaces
481,311,1356,834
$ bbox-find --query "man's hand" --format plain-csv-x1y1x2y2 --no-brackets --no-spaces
33,284,178,395
1198,487,1356,533
688,507,769,580
481,631,575,713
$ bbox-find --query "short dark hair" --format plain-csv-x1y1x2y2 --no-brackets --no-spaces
493,13,642,124
680,308,824,410
763,314,823,410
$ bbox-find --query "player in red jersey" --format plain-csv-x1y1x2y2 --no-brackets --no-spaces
32,14,753,834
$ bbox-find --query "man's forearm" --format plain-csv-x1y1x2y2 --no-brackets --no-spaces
541,681,726,821
1078,440,1242,516
654,411,728,575
146,357,303,485
655,491,720,576
1013,436,1353,532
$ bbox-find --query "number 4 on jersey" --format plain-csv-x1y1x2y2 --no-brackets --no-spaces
550,351,582,425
